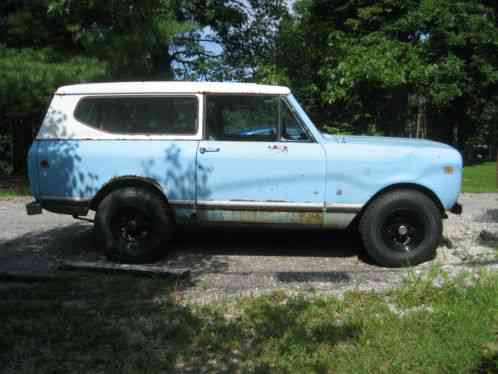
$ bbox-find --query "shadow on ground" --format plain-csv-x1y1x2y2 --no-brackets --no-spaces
0,268,360,373
0,222,364,372
476,209,498,223
0,223,369,277
168,226,368,272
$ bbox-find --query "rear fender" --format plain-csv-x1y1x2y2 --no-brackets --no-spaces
90,176,168,210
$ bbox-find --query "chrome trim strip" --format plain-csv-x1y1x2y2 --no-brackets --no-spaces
196,200,324,212
38,197,361,215
325,203,363,213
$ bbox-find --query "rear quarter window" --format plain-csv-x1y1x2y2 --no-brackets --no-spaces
74,96,198,135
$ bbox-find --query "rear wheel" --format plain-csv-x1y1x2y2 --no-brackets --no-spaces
359,190,442,267
95,187,173,263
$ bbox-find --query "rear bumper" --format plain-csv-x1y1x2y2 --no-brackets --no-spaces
26,199,90,216
26,201,42,215
449,202,463,215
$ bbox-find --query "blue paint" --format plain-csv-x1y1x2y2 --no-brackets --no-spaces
34,140,198,201
27,141,39,197
321,134,462,209
196,140,325,204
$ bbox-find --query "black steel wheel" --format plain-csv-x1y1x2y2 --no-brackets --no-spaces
110,207,156,255
381,209,425,253
95,187,173,263
359,189,442,267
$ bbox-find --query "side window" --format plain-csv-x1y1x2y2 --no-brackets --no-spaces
206,95,278,141
74,96,198,135
280,99,311,142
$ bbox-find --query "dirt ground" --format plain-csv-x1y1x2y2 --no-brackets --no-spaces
1,194,497,303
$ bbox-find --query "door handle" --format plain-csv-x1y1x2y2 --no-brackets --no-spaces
199,147,220,154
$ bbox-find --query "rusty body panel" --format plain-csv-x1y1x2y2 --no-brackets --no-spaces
195,200,325,225
196,209,324,226
169,200,363,228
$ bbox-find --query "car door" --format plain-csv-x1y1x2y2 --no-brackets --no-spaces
196,94,326,225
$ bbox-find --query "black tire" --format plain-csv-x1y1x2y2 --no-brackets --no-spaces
359,189,442,267
95,187,173,263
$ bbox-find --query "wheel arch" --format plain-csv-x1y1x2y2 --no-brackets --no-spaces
353,183,446,227
90,176,169,211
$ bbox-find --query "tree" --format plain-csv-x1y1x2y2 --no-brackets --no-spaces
263,0,498,149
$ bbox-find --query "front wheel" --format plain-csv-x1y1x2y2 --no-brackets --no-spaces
95,187,173,263
359,190,442,267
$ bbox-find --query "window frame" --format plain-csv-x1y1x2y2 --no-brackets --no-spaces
73,94,200,137
279,97,316,143
203,93,280,142
202,93,317,143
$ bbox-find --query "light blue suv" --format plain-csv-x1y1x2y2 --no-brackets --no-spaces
26,82,463,266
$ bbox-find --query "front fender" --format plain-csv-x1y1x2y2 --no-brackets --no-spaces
323,141,462,210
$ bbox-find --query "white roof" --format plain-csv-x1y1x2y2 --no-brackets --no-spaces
56,81,291,95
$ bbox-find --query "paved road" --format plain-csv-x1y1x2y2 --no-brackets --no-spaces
1,194,497,302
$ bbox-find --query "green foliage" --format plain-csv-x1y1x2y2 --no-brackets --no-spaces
44,0,195,79
0,48,106,114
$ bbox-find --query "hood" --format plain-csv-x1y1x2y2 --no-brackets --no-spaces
321,133,454,150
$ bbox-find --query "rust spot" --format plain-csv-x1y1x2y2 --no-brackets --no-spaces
297,212,323,225
200,209,324,225
240,211,258,222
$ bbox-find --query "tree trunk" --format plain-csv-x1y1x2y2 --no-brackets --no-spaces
416,96,427,139
150,44,174,80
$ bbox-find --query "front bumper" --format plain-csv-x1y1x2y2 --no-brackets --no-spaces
449,202,463,215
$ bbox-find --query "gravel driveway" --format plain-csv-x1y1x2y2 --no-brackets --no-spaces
1,194,497,303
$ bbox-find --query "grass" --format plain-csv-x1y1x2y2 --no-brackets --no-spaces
462,161,498,193
1,269,497,373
